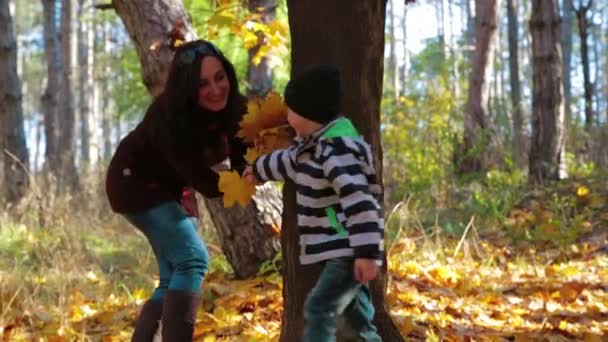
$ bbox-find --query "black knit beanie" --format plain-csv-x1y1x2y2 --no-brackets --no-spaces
284,64,342,124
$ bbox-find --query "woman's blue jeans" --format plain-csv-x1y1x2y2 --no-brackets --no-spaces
125,201,209,302
303,258,381,342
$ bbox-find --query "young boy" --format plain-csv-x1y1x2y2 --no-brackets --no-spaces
243,65,384,341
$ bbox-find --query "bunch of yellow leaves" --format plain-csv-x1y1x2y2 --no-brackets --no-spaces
218,92,292,208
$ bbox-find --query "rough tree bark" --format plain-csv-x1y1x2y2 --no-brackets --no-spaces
507,0,525,167
571,0,594,132
111,0,281,278
41,0,61,174
283,1,403,341
459,0,501,174
58,0,79,189
562,0,573,138
0,0,29,203
529,0,566,183
77,0,91,167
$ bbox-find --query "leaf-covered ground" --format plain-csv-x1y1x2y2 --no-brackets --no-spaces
2,236,606,341
2,179,608,341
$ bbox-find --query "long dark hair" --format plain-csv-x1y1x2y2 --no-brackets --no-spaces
155,40,243,156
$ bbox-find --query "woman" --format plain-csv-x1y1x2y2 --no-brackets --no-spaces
105,40,248,341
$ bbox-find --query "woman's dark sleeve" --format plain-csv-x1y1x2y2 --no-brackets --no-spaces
143,98,223,198
230,136,249,174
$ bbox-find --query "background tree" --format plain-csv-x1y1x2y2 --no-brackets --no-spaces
41,0,61,175
58,0,79,190
0,0,29,204
570,0,594,132
529,0,565,183
507,0,525,166
283,1,403,341
459,0,501,174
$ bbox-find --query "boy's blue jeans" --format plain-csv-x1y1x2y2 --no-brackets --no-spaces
304,258,381,342
125,201,209,302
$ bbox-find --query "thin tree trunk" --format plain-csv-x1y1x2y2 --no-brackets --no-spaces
388,0,399,100
41,0,61,175
58,0,79,189
562,0,573,141
507,0,525,167
572,0,594,132
529,0,566,183
77,0,90,168
459,0,501,174
284,1,403,341
112,0,281,279
101,20,112,161
400,5,408,95
0,0,30,203
246,0,276,97
448,0,460,101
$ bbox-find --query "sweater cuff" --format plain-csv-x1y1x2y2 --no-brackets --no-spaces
353,244,382,260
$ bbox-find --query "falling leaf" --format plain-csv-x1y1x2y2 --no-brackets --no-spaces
218,171,256,208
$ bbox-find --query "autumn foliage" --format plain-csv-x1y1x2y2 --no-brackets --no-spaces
218,92,291,208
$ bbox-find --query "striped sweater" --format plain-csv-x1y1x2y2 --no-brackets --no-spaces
253,117,384,265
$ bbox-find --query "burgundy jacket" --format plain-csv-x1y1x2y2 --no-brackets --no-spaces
105,95,247,216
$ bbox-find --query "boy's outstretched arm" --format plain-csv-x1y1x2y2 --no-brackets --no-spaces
252,147,297,183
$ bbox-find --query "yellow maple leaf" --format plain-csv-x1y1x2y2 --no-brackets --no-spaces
218,171,255,208
259,92,288,127
237,92,288,143
245,148,261,165
238,101,264,142
255,125,292,155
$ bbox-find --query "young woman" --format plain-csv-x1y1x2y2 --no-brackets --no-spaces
106,40,248,341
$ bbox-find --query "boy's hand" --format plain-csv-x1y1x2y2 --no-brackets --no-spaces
242,166,260,185
354,258,379,283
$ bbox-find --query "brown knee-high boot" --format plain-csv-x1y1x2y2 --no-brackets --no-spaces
161,290,201,341
131,299,163,342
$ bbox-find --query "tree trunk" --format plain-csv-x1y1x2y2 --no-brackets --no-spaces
572,0,594,132
388,0,399,100
283,1,403,341
529,0,565,183
400,5,408,95
111,0,196,97
41,0,61,174
101,20,112,161
205,184,282,278
562,0,573,137
112,0,281,279
448,0,460,101
58,0,79,189
507,0,525,167
0,0,29,203
246,0,276,97
77,0,90,168
459,0,501,174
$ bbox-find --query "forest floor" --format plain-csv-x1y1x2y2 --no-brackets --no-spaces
1,178,607,341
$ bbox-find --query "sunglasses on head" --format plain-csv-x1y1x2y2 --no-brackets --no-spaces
178,43,221,64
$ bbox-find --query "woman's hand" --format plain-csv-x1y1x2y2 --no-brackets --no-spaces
242,166,260,185
354,258,379,283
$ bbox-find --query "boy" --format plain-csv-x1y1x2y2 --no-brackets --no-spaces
243,65,384,341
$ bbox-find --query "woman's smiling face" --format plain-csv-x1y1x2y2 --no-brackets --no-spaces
198,56,230,112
